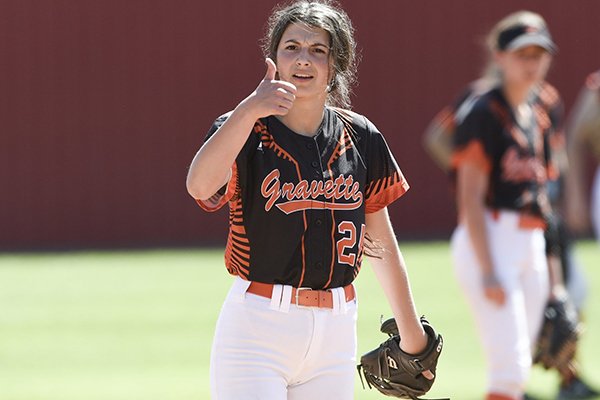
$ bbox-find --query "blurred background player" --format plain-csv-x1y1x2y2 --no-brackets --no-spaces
423,12,597,399
449,11,556,398
566,70,600,239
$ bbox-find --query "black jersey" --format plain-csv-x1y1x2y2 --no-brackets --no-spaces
452,87,555,220
197,108,408,289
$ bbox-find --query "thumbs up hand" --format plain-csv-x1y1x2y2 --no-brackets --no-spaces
240,58,297,119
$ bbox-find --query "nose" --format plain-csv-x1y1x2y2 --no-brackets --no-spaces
296,48,310,66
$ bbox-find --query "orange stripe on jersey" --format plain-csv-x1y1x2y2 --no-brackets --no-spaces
327,128,355,165
196,162,239,212
323,121,358,288
433,107,456,132
451,139,492,174
255,120,296,162
547,163,559,181
275,199,361,214
365,172,409,214
224,196,251,279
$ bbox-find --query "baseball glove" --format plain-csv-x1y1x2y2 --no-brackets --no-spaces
533,297,582,370
357,316,443,399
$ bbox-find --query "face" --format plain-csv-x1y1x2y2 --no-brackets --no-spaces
496,45,552,87
275,22,332,103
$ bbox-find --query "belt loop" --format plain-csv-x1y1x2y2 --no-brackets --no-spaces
331,288,341,315
338,287,348,314
269,284,284,311
235,277,252,303
279,285,292,313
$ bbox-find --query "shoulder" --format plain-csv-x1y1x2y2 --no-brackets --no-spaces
329,107,380,137
463,90,499,122
208,110,267,134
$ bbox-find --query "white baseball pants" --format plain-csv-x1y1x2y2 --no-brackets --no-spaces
451,210,549,399
210,277,358,400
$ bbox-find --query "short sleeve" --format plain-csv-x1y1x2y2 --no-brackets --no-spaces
451,104,495,174
363,117,409,214
194,113,260,212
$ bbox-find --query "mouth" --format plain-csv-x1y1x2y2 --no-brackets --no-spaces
292,73,314,81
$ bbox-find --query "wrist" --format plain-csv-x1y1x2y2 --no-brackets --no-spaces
235,96,262,123
482,270,499,287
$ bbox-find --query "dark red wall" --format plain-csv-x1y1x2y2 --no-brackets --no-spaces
2,0,599,250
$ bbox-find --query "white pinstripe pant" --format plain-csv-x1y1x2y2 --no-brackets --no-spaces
451,210,549,399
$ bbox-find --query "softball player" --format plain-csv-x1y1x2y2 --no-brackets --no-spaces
425,77,598,399
186,1,432,398
449,11,557,400
566,70,600,239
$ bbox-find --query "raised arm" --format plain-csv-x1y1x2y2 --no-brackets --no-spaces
186,58,297,200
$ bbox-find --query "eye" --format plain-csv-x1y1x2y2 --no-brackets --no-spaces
312,47,329,55
285,44,298,51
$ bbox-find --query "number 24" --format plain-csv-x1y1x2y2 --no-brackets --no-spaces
336,221,366,267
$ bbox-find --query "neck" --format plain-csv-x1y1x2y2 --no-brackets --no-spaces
277,98,327,137
502,81,534,108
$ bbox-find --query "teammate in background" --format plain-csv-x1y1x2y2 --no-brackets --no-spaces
566,70,600,239
448,11,557,400
423,60,598,400
186,1,435,398
426,12,597,400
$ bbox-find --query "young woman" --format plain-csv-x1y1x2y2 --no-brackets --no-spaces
186,1,434,398
423,28,598,396
449,12,556,400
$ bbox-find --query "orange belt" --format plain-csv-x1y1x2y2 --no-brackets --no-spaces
246,281,355,309
490,209,546,230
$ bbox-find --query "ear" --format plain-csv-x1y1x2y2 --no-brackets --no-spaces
493,50,504,66
327,63,336,92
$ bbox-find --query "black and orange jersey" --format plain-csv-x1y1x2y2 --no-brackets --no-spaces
197,107,409,289
452,87,556,220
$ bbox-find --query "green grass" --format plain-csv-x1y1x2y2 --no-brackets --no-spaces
0,242,598,399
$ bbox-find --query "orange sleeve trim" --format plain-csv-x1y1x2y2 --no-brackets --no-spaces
547,164,559,181
451,140,491,174
365,178,409,214
434,107,456,132
196,162,238,212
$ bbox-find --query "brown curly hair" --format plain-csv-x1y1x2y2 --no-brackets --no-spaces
261,0,359,109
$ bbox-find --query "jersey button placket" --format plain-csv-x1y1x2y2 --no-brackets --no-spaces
311,160,319,168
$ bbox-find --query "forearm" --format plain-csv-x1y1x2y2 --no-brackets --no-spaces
462,201,495,278
186,103,258,200
566,139,588,203
547,254,566,299
366,209,426,354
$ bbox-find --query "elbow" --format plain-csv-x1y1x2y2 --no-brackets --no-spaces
186,176,211,201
